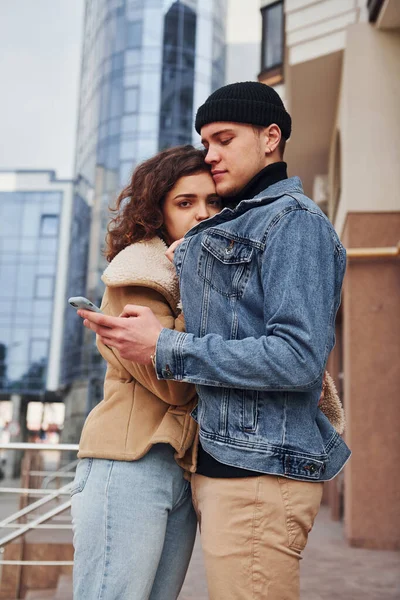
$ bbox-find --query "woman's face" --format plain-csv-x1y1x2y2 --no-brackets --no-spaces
162,171,222,243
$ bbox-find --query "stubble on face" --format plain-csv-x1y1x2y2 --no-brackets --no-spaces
216,127,265,198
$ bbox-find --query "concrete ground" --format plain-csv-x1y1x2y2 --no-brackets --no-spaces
179,506,400,600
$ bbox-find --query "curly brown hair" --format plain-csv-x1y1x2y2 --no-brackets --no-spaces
105,145,210,262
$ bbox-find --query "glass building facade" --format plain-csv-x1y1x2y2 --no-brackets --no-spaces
68,0,227,404
75,0,226,302
0,173,75,397
159,1,197,148
60,186,91,387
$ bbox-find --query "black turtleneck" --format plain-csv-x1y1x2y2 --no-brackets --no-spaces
196,161,288,479
225,161,288,207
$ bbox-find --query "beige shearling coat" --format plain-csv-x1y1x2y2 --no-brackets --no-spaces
78,237,198,471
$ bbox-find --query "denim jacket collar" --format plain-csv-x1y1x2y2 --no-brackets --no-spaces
185,176,305,238
251,175,303,202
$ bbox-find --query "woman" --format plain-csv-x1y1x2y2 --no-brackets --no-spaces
71,145,222,600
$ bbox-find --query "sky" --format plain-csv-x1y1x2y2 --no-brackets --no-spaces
227,0,261,44
0,0,260,180
0,0,85,179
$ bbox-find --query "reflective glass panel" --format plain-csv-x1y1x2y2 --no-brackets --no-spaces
121,114,138,133
125,49,140,68
40,215,59,237
119,138,137,161
16,266,35,297
30,339,48,362
127,21,142,48
39,238,58,256
124,88,139,113
262,2,284,70
119,161,134,186
35,276,54,298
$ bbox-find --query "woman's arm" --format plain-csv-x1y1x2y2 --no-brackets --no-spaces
97,286,196,406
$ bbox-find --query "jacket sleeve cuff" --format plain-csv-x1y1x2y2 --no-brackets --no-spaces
155,328,188,380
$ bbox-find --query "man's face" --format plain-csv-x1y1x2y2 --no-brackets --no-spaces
201,122,268,197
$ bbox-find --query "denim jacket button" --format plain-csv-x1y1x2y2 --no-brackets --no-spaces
164,365,173,378
225,241,235,254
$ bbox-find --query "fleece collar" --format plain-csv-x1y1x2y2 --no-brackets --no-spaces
102,236,180,309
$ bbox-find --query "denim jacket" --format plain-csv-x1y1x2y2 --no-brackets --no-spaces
155,177,351,481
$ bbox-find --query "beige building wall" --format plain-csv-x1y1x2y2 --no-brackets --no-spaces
277,2,400,549
285,0,367,67
333,24,400,234
327,23,400,550
257,0,400,548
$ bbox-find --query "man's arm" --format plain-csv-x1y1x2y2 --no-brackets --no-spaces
80,210,345,392
154,209,345,391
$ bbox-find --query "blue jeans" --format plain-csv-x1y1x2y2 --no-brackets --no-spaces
71,444,197,600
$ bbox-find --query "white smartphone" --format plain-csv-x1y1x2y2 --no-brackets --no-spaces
68,296,102,313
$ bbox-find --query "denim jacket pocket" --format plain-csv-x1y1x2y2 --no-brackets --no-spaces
197,231,253,298
70,458,93,497
241,389,259,433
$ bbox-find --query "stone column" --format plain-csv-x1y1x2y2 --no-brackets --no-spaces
342,213,400,550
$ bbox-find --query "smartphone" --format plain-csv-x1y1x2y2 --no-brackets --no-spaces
68,296,102,313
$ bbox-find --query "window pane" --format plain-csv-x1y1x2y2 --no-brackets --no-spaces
119,161,134,186
39,238,58,256
127,21,142,48
30,339,48,363
37,264,54,275
138,113,158,133
0,266,17,297
124,70,140,88
40,215,59,237
120,138,137,161
0,200,22,236
21,238,37,253
22,203,40,237
124,88,139,113
111,52,124,72
35,276,54,298
41,193,62,211
33,299,52,319
3,238,20,252
106,141,120,169
142,46,161,65
15,300,32,316
262,2,284,70
0,301,13,323
115,15,126,52
125,49,140,68
17,266,35,297
110,86,123,118
108,117,121,136
121,114,138,133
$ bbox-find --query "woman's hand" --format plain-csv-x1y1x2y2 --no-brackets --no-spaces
165,238,184,263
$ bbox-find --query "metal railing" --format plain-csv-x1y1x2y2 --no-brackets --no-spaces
0,442,79,596
347,241,400,259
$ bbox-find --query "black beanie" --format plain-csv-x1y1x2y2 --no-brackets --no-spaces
195,81,292,140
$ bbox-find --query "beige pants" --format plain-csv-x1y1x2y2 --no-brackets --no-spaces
191,473,323,600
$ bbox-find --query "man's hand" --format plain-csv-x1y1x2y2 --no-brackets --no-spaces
77,305,163,364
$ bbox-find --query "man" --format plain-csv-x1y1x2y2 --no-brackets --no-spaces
79,82,351,599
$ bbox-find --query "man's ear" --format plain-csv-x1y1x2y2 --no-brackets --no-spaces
263,124,281,155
